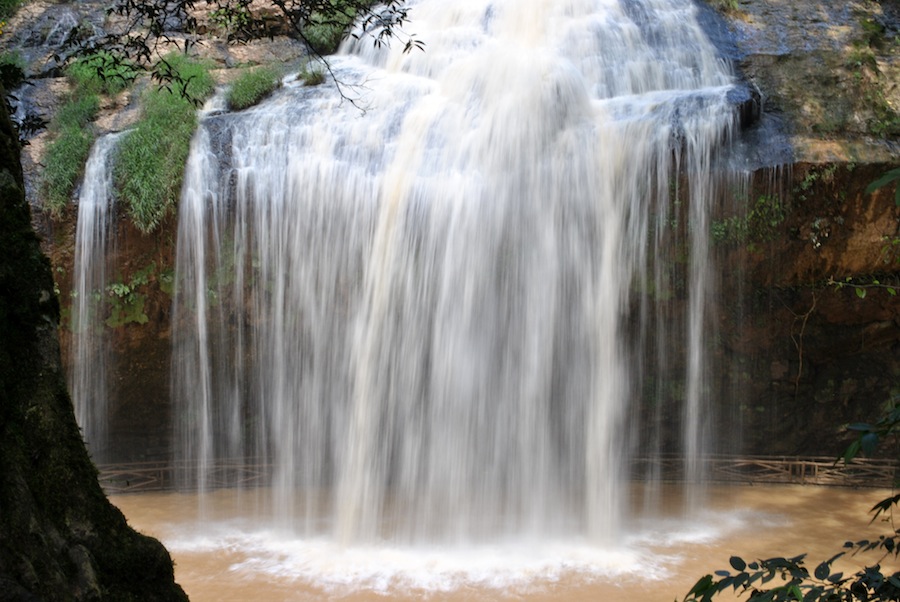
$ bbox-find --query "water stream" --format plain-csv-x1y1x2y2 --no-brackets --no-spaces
172,0,742,546
71,131,125,462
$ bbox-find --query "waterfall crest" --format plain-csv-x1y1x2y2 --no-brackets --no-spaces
173,0,739,543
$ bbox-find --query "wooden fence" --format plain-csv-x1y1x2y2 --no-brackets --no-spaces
97,455,897,495
97,458,273,494
631,455,897,487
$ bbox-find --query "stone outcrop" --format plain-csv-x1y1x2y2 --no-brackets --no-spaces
0,87,187,598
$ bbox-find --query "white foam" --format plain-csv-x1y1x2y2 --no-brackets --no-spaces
159,517,758,595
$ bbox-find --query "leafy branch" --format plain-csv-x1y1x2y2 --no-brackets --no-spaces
682,395,900,602
827,276,899,298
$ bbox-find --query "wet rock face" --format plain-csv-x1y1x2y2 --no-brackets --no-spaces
717,161,900,456
716,0,900,162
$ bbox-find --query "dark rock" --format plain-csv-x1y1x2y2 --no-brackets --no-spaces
0,86,187,600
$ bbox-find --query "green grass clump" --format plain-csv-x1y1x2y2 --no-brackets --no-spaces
0,0,21,19
114,55,214,233
41,94,100,216
41,52,140,215
67,52,137,97
299,64,326,86
303,0,358,55
227,66,281,111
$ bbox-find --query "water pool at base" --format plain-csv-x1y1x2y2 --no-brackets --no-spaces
111,484,889,601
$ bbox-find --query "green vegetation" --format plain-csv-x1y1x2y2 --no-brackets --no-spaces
0,0,21,19
711,195,787,245
66,51,137,97
227,65,281,110
846,15,900,138
707,0,739,13
683,398,900,602
105,262,158,327
41,52,140,216
41,95,100,216
114,54,214,233
866,167,900,206
303,0,359,54
210,4,251,39
299,63,326,86
827,275,898,299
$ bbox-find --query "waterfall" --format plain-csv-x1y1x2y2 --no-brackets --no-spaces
71,132,123,462
173,0,740,544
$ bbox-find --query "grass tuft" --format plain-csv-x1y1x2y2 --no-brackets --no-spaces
41,52,140,216
227,65,281,111
303,0,357,55
67,52,138,97
113,54,214,233
0,0,21,19
299,64,326,86
41,95,100,216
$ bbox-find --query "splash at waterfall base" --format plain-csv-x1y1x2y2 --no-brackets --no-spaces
109,484,893,600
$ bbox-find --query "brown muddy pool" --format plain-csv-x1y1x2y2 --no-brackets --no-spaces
111,484,891,601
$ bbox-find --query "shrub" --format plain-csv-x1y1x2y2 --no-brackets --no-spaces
227,66,281,111
682,395,900,602
114,55,214,233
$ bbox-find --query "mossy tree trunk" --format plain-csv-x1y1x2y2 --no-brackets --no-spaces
0,85,187,601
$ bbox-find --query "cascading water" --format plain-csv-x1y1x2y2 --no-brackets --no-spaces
71,132,124,462
173,0,741,546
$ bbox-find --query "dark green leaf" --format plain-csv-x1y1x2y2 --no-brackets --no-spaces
860,432,879,455
730,556,747,571
844,422,872,432
865,167,900,195
687,574,714,596
843,439,861,464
